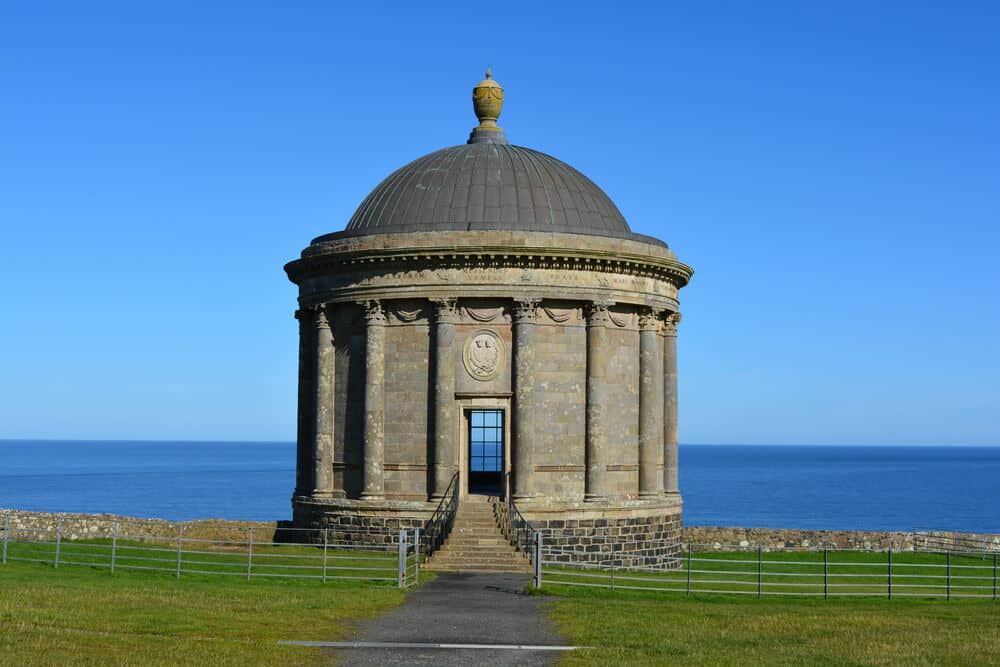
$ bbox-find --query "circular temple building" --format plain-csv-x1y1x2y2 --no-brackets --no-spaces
285,72,693,567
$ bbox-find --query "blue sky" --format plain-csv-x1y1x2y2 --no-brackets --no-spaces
2,2,997,445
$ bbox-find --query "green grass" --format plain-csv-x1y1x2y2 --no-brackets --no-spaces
0,557,406,665
542,549,1000,599
545,583,1000,666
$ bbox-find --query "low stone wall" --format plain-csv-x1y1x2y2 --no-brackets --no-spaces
0,508,277,544
4,508,997,556
681,526,1000,553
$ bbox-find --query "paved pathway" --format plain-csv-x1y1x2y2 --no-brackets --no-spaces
320,572,569,666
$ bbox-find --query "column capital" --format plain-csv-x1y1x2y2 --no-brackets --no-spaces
511,297,541,323
360,299,386,325
639,308,665,331
585,300,614,327
311,303,331,329
430,297,461,324
662,311,682,337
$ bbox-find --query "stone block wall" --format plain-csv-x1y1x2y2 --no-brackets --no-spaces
531,313,586,500
533,511,682,569
383,319,431,499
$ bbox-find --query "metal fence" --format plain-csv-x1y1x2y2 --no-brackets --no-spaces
534,538,1000,600
0,512,421,589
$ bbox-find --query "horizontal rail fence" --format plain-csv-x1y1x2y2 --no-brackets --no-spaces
539,540,1000,600
1,511,421,589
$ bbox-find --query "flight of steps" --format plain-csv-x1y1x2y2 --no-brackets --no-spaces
423,497,532,573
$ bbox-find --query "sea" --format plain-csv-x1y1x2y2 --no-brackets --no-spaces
1,441,997,533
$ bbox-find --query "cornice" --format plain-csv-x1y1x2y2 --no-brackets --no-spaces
285,239,694,289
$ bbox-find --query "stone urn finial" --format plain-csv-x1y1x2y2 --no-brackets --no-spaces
468,68,508,144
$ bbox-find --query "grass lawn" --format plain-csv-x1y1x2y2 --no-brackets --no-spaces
545,583,1000,666
0,559,405,666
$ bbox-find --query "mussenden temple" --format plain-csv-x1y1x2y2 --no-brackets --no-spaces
283,72,693,570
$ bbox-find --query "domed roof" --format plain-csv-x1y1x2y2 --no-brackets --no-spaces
325,143,659,245
314,71,665,247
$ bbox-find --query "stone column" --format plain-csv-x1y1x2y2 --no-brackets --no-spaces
638,309,665,497
430,298,459,500
512,298,540,500
361,300,386,499
585,300,613,501
294,309,314,496
311,304,334,497
663,312,681,495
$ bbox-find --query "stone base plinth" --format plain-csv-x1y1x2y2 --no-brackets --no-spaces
520,496,682,569
292,496,437,546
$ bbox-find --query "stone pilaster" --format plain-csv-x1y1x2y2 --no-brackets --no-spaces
663,312,681,495
294,309,314,496
311,304,335,497
512,298,540,499
430,298,459,500
361,300,386,499
639,309,665,497
585,300,613,501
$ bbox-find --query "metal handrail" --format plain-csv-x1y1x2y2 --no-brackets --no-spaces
501,471,539,560
422,472,459,556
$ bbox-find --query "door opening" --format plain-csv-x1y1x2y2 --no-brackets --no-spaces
467,409,504,495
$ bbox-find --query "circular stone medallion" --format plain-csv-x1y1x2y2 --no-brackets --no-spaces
463,329,503,381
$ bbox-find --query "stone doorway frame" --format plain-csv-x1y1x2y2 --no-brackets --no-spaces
455,395,511,501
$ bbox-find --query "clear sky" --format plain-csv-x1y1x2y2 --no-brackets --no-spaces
2,2,997,445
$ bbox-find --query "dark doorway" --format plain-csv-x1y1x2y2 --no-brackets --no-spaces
468,409,504,495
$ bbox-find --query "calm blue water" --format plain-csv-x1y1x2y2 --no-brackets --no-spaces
1,441,997,532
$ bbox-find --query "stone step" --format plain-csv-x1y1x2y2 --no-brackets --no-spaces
445,533,510,544
427,558,529,568
423,564,531,573
435,547,525,558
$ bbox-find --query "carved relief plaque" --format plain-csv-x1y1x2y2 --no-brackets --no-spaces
463,329,503,381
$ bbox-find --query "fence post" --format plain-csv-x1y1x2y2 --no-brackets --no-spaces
247,527,254,581
322,529,328,584
175,525,183,579
110,522,118,574
993,554,997,601
757,545,762,599
887,548,892,600
413,527,421,585
686,543,692,595
946,551,951,601
2,511,8,565
611,565,616,591
533,531,542,589
823,548,829,600
397,529,406,589
55,519,62,568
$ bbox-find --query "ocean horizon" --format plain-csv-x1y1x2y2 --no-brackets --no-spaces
2,439,997,533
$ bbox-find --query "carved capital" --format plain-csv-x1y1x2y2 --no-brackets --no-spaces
360,299,386,325
311,303,331,329
430,297,461,324
585,300,614,327
511,298,541,323
662,311,682,336
639,308,664,331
